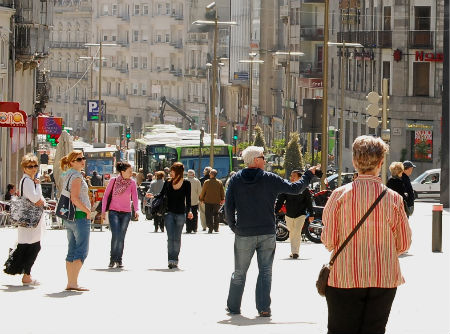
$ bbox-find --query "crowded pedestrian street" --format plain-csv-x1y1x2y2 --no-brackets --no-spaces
0,201,448,334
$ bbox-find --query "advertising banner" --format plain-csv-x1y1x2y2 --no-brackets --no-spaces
0,102,27,128
413,130,433,162
37,116,63,135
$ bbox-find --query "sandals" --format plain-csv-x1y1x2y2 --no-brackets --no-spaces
65,286,89,291
22,280,40,286
259,311,271,317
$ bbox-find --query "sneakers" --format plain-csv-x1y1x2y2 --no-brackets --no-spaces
290,253,299,259
108,261,115,268
225,307,241,315
116,261,123,268
168,263,178,269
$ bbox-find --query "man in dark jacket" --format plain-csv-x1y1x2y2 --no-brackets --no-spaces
90,171,103,186
225,146,318,317
199,166,211,231
275,170,314,259
402,160,416,216
199,169,225,233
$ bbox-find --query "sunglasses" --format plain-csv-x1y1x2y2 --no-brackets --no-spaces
25,165,39,169
74,157,86,162
257,156,265,161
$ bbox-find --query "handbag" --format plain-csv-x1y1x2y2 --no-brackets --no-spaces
9,178,44,228
55,173,76,221
316,188,387,297
105,178,116,212
151,181,168,217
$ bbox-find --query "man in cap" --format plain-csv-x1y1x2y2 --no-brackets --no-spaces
402,160,416,216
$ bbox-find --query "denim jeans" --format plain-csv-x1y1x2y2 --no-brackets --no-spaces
64,218,90,263
109,211,131,262
227,234,276,314
164,212,185,264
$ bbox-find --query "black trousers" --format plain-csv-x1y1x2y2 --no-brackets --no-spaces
205,203,220,231
185,205,198,232
4,242,41,276
326,286,397,334
154,215,164,231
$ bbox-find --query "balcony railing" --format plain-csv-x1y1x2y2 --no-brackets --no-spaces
300,26,324,41
116,64,129,73
378,31,392,48
170,40,183,48
409,31,433,49
50,41,88,49
50,71,87,80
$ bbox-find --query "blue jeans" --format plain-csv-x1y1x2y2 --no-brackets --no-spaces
227,234,276,314
109,210,131,262
164,212,185,264
64,218,90,263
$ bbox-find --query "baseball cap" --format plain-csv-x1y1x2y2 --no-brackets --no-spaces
403,160,416,168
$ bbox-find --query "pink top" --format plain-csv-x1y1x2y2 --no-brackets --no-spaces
102,177,139,213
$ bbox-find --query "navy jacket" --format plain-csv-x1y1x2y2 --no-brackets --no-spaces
401,173,415,207
225,168,313,236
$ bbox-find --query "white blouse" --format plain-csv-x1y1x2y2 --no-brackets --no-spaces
17,175,45,244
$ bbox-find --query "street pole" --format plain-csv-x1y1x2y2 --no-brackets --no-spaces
210,13,218,168
285,0,291,144
97,39,102,143
89,60,93,142
249,56,253,143
338,42,345,187
381,78,389,184
321,0,329,189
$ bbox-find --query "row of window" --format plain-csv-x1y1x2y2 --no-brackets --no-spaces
100,2,182,17
102,31,182,44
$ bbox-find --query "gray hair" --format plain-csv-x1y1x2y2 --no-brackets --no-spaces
210,169,218,177
187,169,195,176
242,146,264,165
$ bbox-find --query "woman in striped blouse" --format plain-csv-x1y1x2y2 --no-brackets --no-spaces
322,136,412,334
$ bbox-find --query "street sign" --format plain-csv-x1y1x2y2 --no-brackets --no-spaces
87,100,105,121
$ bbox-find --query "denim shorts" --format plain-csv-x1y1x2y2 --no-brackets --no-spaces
64,218,90,263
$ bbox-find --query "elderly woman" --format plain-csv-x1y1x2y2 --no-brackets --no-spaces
60,150,91,291
321,136,412,334
387,162,410,216
4,154,45,285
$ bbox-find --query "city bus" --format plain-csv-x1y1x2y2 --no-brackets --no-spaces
135,125,232,179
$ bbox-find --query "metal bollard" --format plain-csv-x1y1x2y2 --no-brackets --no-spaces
432,204,443,252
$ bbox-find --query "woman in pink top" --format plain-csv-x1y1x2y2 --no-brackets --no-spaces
321,136,411,334
102,161,139,268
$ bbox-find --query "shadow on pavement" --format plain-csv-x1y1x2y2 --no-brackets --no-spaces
218,315,316,327
148,268,184,272
45,291,83,298
91,268,129,272
0,285,35,292
399,253,414,258
280,258,312,261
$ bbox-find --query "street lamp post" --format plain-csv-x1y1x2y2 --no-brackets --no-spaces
193,7,237,167
85,41,117,143
239,54,264,143
328,41,363,186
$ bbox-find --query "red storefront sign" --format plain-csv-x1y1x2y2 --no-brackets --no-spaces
415,51,444,62
299,78,323,88
0,102,27,128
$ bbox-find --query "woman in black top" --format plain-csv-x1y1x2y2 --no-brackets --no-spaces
161,162,192,269
386,162,409,216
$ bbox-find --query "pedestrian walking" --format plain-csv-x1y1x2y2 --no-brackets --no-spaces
225,171,236,191
149,163,193,269
199,169,224,233
321,136,411,334
147,171,165,232
136,168,146,186
3,154,45,286
225,146,318,317
186,169,201,233
198,166,211,231
274,170,314,259
90,171,103,186
102,161,139,269
387,162,410,216
60,150,91,291
402,160,416,216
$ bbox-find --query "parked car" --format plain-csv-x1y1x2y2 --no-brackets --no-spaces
313,172,354,192
411,168,441,198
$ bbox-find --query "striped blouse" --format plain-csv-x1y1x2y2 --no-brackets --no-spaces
321,175,412,288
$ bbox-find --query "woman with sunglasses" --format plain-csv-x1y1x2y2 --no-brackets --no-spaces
3,154,45,285
60,150,91,291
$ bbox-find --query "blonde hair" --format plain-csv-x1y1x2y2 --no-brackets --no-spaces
60,150,83,171
21,153,39,169
389,161,404,177
352,136,389,173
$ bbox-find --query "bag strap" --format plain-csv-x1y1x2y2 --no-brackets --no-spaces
20,177,36,197
65,173,75,191
329,188,387,266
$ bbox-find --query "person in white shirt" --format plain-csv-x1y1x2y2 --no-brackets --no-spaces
186,170,202,233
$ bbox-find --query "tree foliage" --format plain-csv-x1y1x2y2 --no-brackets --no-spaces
283,132,303,176
253,124,266,148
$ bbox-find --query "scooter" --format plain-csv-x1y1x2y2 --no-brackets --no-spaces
275,208,324,243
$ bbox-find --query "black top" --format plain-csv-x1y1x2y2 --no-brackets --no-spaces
401,173,415,207
200,174,210,186
387,177,408,202
165,179,191,214
4,192,12,201
274,188,313,218
91,175,103,186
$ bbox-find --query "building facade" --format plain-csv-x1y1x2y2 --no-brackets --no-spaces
327,0,444,175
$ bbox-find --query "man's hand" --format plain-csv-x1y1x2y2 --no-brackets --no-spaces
308,164,322,177
35,199,44,207
134,211,139,220
101,212,106,221
187,212,193,220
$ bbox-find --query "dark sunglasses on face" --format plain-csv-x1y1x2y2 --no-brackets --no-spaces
75,157,86,162
257,156,265,161
25,165,39,169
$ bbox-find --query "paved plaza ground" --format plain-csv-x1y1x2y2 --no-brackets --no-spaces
0,201,448,334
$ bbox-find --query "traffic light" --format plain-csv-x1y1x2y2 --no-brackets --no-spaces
46,134,60,146
126,127,131,139
366,91,381,129
233,128,238,141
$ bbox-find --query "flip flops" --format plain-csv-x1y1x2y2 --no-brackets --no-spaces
22,280,40,286
65,286,89,291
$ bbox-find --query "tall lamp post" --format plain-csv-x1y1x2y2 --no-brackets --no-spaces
85,41,117,143
239,53,264,143
328,41,363,186
193,3,237,167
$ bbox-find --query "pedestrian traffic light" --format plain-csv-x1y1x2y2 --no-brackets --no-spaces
126,127,131,139
233,128,238,141
46,134,60,146
366,91,381,129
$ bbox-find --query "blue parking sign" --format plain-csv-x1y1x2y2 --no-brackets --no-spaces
87,100,105,121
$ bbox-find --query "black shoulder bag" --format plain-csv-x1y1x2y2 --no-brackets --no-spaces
151,181,169,217
316,188,387,297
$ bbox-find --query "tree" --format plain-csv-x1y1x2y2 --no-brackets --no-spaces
283,132,303,178
253,124,266,148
